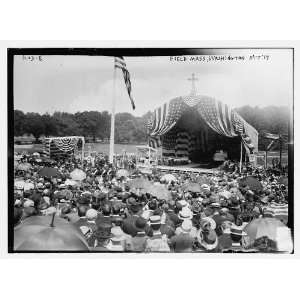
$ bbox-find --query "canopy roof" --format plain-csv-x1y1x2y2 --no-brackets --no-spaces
148,95,258,153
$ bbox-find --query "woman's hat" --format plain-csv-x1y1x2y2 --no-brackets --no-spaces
200,217,216,230
198,229,218,250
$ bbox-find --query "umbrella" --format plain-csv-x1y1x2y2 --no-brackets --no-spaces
128,178,152,190
161,174,177,183
244,217,287,244
182,182,201,193
116,169,129,178
238,176,263,192
70,169,86,181
145,184,171,200
278,176,288,187
39,167,61,178
16,162,32,171
14,214,89,251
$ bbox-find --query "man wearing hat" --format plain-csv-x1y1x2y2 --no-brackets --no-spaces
229,224,247,252
73,205,89,231
145,216,170,252
169,220,195,252
106,227,126,251
94,223,112,251
130,217,149,252
122,199,145,237
216,220,233,252
96,204,113,228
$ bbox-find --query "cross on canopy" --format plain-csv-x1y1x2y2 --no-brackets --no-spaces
188,73,198,96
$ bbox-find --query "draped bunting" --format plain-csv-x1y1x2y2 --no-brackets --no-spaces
44,136,84,158
161,128,208,158
148,95,258,154
53,137,79,152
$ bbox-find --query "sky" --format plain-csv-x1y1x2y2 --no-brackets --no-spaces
14,49,293,116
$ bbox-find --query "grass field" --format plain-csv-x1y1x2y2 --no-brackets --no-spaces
14,143,288,166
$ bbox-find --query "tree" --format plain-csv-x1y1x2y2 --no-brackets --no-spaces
42,113,57,137
14,110,26,136
23,112,45,142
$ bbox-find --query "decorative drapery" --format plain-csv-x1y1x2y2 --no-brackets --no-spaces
52,137,79,152
148,95,258,154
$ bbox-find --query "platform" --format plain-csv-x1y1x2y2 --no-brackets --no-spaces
155,163,217,174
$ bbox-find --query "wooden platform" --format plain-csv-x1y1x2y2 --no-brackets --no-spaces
156,163,217,174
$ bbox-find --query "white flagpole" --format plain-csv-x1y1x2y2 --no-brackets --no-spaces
109,61,117,164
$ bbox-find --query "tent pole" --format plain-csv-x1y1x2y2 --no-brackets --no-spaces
239,140,243,173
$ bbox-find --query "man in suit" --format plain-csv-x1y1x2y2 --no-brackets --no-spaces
73,205,89,231
130,217,149,252
122,199,141,237
96,204,112,228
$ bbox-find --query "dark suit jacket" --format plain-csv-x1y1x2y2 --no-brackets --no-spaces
122,215,152,237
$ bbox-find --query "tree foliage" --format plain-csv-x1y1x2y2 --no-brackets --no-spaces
13,106,291,149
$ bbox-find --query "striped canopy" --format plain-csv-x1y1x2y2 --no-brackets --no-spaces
148,95,258,155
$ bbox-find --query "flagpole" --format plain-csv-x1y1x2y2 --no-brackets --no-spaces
239,140,243,173
109,62,117,164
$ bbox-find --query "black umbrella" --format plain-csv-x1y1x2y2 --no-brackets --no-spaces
38,167,61,178
238,176,263,192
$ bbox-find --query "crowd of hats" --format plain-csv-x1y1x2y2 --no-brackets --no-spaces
13,151,291,252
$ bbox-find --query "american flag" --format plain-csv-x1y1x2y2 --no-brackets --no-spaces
149,95,257,154
151,97,187,136
149,136,161,149
195,97,240,137
115,56,135,110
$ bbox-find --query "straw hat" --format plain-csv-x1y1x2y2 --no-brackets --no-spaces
179,207,193,220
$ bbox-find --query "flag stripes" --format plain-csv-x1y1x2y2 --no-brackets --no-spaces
148,95,258,155
114,56,135,110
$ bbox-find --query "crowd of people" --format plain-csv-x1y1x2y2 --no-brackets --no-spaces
13,151,291,253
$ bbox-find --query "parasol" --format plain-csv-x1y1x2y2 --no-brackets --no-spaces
238,176,263,192
161,174,177,183
16,162,32,171
70,169,86,181
244,217,287,245
127,178,152,190
38,167,61,178
116,169,129,178
182,182,201,193
14,214,89,251
145,184,171,200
